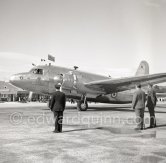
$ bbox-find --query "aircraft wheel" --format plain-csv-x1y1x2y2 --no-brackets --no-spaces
77,100,88,111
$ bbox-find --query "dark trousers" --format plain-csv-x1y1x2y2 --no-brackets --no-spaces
135,108,144,129
148,106,156,127
54,111,63,132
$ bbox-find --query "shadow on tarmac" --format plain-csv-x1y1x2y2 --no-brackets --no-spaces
63,127,102,133
88,107,132,112
63,126,141,134
88,107,166,113
155,124,166,128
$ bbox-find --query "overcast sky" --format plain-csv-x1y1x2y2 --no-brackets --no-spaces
0,0,166,81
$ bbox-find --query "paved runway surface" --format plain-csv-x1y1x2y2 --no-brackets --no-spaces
1,102,166,163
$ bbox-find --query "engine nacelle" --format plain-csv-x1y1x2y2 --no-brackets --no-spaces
62,71,102,96
61,71,75,90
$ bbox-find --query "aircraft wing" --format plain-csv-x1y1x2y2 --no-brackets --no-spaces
85,73,166,94
154,85,166,93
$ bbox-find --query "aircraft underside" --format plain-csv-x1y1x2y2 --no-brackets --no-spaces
62,90,133,111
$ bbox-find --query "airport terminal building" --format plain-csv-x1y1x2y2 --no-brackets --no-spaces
0,81,49,102
0,81,23,101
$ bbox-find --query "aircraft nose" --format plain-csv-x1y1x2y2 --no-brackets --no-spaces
10,74,19,81
10,75,16,82
9,73,25,85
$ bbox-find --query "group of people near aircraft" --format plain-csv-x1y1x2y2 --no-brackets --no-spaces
132,83,157,130
49,82,157,133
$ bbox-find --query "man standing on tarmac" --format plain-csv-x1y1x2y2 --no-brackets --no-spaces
50,84,66,133
146,83,157,128
132,84,146,130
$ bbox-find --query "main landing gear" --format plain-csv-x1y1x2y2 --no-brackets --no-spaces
77,96,88,111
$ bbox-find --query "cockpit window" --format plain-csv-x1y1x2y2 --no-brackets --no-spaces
32,69,43,75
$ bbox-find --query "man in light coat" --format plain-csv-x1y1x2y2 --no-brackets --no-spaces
132,84,146,130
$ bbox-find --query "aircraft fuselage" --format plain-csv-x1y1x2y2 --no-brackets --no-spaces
10,64,133,104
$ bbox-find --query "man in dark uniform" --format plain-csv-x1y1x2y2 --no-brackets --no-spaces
50,84,66,133
146,83,157,128
132,84,146,130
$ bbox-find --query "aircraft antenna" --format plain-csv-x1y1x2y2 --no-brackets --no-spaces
74,66,78,70
32,63,36,66
41,59,46,62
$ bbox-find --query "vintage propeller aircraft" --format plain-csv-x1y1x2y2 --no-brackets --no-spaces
10,60,166,111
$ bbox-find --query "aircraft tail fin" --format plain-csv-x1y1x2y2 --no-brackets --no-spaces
135,60,149,76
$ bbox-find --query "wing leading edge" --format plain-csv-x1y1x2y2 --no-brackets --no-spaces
85,73,166,94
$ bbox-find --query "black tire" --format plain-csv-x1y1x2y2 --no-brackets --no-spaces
77,100,88,111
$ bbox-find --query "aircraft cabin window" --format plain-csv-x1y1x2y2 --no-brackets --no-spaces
32,69,43,75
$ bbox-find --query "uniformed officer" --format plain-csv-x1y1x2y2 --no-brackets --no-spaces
146,83,157,128
49,84,66,133
132,84,146,130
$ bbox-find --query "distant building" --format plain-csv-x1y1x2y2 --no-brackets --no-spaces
0,81,49,102
0,81,26,101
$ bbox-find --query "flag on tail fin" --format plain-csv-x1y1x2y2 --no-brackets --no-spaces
48,54,55,62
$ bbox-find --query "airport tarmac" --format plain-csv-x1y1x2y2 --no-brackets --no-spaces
1,102,166,163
